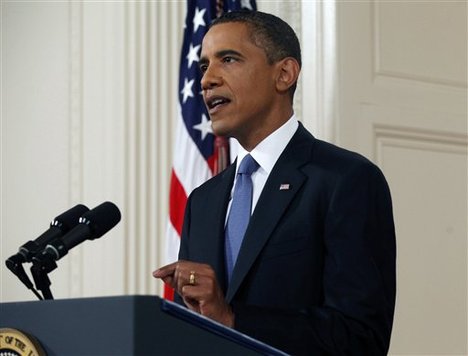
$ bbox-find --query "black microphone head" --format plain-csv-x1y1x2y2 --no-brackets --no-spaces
80,201,121,239
17,203,90,261
52,204,89,231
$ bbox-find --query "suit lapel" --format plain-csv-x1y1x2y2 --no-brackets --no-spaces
226,125,315,302
203,162,235,293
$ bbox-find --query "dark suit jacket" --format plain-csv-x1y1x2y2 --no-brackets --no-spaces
176,123,396,355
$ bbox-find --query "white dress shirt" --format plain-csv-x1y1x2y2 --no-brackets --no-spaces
227,115,299,218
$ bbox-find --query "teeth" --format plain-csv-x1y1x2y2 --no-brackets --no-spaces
211,99,224,107
208,97,228,109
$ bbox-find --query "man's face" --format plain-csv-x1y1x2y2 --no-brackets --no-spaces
200,22,279,147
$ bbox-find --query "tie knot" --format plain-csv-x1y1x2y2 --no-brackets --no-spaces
238,154,259,176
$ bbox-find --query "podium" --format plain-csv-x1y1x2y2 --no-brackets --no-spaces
0,295,286,355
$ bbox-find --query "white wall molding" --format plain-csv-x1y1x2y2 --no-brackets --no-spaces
122,1,184,296
301,1,338,142
372,0,467,89
68,0,84,298
358,103,467,165
375,124,468,149
374,124,468,167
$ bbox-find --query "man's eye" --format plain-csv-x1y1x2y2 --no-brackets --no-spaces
223,56,236,63
199,64,208,73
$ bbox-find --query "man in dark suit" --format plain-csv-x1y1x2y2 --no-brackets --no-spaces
154,10,396,355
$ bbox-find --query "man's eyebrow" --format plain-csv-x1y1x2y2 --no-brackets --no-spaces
215,49,244,58
199,49,245,65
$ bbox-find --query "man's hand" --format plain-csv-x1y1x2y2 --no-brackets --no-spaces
153,260,234,328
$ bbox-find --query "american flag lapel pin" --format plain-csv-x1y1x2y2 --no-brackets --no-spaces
279,183,290,191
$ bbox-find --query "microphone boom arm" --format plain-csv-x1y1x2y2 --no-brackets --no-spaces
30,252,58,300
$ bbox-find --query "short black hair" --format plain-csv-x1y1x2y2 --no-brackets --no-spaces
211,10,301,99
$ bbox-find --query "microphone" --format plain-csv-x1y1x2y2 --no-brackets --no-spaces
5,204,89,299
33,201,121,263
6,204,90,267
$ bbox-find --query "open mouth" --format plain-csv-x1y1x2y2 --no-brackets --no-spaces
206,96,231,112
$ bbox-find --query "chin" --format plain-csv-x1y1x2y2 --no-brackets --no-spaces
211,122,231,138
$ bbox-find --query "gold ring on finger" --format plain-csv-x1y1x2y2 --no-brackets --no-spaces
189,270,196,285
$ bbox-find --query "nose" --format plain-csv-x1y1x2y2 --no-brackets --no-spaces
201,65,222,91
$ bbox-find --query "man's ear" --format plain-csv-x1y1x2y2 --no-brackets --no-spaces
275,58,300,94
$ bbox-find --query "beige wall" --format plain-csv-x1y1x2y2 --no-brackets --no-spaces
335,2,467,354
1,1,467,354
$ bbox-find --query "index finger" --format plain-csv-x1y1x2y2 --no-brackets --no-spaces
152,261,178,278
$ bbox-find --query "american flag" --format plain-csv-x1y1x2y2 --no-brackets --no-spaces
165,0,257,300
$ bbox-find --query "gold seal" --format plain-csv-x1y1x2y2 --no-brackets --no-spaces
0,328,46,356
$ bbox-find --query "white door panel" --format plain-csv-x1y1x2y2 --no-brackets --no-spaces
337,1,467,354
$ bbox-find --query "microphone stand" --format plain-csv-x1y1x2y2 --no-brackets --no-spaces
30,254,57,300
5,256,43,300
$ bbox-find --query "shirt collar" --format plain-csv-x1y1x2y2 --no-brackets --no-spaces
235,115,299,175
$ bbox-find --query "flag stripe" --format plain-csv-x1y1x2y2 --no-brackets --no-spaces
164,283,175,301
169,169,188,236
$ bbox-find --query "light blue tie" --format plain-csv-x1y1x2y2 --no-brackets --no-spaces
225,154,259,282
